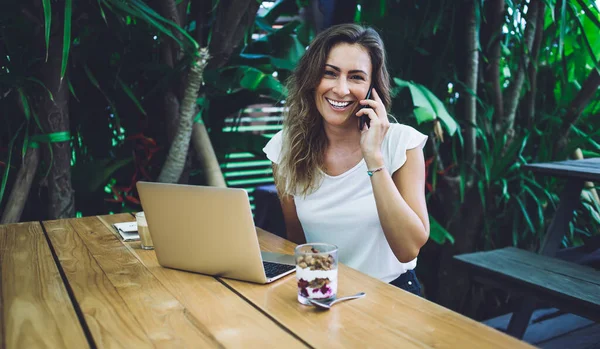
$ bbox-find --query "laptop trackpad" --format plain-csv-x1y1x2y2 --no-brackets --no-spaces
261,251,295,265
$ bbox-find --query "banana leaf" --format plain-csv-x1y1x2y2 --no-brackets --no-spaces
243,20,305,68
204,65,287,101
260,0,299,27
429,215,455,245
393,78,458,136
235,53,297,71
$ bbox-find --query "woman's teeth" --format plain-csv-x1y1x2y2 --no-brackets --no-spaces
326,98,352,109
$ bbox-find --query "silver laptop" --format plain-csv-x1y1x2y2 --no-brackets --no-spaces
136,181,296,284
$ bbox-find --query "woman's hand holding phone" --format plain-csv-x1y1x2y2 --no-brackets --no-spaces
356,88,390,169
359,87,372,131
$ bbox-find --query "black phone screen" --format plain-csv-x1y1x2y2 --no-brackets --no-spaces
359,87,373,130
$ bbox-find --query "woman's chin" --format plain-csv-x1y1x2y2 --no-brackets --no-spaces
323,118,353,128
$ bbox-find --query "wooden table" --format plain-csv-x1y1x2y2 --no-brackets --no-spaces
1,214,534,348
523,158,600,257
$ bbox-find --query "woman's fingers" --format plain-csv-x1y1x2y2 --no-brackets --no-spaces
356,107,378,122
359,99,380,112
360,88,386,120
371,88,382,103
357,107,389,131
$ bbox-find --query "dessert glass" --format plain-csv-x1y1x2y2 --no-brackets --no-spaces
294,243,338,305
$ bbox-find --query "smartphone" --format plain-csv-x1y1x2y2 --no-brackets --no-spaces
359,86,373,130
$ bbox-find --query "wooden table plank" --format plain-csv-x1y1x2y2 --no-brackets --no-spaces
0,222,88,349
43,216,220,348
219,228,534,349
97,213,308,349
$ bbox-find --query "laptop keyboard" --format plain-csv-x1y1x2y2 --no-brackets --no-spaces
263,261,295,279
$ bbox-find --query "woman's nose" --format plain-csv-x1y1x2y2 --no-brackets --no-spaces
332,78,350,96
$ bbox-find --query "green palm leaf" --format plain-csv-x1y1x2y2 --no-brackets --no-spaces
429,215,455,245
575,0,600,30
83,64,100,89
107,0,198,51
569,4,600,71
97,0,108,24
117,78,147,116
83,65,122,127
17,89,31,121
67,78,79,102
61,0,72,82
42,0,51,61
0,122,25,207
514,195,536,235
26,77,55,102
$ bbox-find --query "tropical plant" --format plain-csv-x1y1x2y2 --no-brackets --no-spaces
0,0,206,222
0,0,307,221
344,0,600,313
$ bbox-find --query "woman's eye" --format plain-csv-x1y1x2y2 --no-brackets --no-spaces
324,70,336,77
351,75,365,80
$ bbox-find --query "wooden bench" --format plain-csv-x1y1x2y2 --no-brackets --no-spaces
455,158,600,339
455,247,600,322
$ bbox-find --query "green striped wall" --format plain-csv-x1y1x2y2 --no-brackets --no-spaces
220,105,284,212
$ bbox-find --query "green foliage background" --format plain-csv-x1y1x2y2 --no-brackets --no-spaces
1,1,599,311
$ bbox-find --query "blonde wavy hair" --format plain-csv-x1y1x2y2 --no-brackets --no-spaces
275,24,392,197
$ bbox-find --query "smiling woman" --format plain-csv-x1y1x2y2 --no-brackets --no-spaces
315,43,372,128
263,24,430,296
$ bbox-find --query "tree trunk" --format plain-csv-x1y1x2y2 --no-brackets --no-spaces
158,48,210,183
483,0,505,122
39,30,75,219
191,122,226,187
523,4,545,128
553,69,600,158
207,0,261,69
1,147,40,224
163,92,181,146
185,0,259,187
463,0,479,165
155,0,183,145
157,0,183,64
496,0,540,135
178,0,190,30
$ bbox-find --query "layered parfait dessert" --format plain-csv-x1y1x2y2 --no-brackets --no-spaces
295,244,338,305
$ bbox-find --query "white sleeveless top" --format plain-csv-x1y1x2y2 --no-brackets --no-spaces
263,123,427,282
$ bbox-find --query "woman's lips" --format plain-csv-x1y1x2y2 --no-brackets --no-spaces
325,97,354,111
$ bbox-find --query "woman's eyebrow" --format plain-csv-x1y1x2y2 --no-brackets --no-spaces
325,64,368,76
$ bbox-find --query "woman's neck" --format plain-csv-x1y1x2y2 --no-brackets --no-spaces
323,122,361,152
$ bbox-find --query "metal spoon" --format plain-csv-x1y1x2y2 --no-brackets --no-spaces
309,292,366,310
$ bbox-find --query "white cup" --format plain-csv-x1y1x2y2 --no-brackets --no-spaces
135,212,153,250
